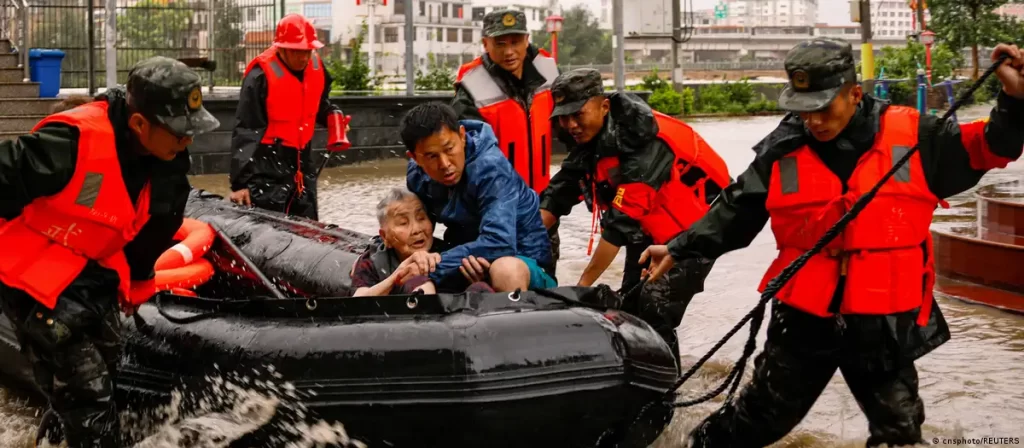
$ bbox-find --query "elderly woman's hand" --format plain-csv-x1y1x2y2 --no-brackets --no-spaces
394,251,442,284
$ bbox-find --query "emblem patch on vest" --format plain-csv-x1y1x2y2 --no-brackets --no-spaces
75,172,103,208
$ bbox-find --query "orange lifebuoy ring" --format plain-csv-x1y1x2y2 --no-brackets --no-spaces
155,218,215,271
155,258,215,291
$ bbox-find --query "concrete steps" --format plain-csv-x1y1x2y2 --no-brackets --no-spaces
0,53,20,69
0,115,45,132
0,39,59,139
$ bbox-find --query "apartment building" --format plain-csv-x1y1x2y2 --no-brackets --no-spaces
868,0,923,39
331,0,479,76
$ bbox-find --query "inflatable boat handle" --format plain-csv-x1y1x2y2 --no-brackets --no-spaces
211,223,288,301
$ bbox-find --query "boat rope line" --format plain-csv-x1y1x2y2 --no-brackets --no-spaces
611,54,1011,440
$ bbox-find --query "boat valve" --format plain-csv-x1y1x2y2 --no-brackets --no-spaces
406,296,419,309
306,298,318,311
508,288,522,302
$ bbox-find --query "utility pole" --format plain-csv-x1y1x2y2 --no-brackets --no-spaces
858,0,874,81
613,0,624,91
671,0,680,89
405,0,414,95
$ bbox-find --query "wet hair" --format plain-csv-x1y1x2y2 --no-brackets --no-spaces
375,187,420,226
399,102,460,152
50,94,93,114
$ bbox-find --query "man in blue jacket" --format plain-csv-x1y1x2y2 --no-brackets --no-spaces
403,102,556,292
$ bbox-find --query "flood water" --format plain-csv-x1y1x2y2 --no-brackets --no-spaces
2,107,1023,447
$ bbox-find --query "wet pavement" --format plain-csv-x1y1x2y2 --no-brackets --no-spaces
2,105,1023,447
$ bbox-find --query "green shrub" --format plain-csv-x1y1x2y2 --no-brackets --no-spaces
724,103,747,115
648,87,683,115
641,69,671,93
745,95,779,113
414,53,455,91
681,87,695,115
695,84,731,113
723,79,756,106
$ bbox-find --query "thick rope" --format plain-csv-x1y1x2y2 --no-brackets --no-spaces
617,54,1011,436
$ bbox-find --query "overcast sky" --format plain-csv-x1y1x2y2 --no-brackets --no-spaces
560,0,856,26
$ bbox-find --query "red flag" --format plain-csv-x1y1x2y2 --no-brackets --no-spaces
457,6,463,18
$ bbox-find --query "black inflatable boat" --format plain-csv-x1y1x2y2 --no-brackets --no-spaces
0,189,679,447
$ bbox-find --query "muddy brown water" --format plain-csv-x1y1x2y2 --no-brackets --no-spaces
3,107,1023,447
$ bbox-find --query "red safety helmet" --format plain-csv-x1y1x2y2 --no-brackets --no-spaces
273,14,324,50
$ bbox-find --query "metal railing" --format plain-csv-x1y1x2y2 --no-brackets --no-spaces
1,0,31,82
558,60,786,73
1,0,279,89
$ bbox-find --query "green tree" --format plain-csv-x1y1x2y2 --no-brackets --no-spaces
327,23,372,91
874,41,960,80
868,41,960,105
530,5,612,65
415,53,455,91
928,0,1018,79
120,0,193,55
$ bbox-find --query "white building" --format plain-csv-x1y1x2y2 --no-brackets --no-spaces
331,0,479,77
721,0,747,27
625,0,814,36
285,0,335,36
728,0,818,27
866,0,925,39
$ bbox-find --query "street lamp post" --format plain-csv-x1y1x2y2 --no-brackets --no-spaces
545,15,564,63
920,30,935,85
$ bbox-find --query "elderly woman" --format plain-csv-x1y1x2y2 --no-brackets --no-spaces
351,187,493,296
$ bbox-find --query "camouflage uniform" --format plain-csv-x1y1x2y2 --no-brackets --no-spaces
540,69,722,364
0,56,219,448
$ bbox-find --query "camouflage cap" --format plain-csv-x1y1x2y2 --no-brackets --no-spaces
778,37,858,112
483,9,529,38
550,68,605,118
126,56,220,138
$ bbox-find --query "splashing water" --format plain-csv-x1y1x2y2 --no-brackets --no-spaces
26,364,365,448
127,364,364,448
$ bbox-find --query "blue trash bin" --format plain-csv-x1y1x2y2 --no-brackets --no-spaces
28,49,65,98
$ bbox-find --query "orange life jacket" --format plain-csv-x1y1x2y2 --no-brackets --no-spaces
456,51,558,193
244,47,326,150
592,112,731,245
0,101,153,309
244,47,326,196
758,106,941,326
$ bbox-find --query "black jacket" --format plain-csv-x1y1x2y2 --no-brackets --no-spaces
667,92,1024,368
451,45,551,122
229,55,340,204
0,88,191,284
539,92,724,247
